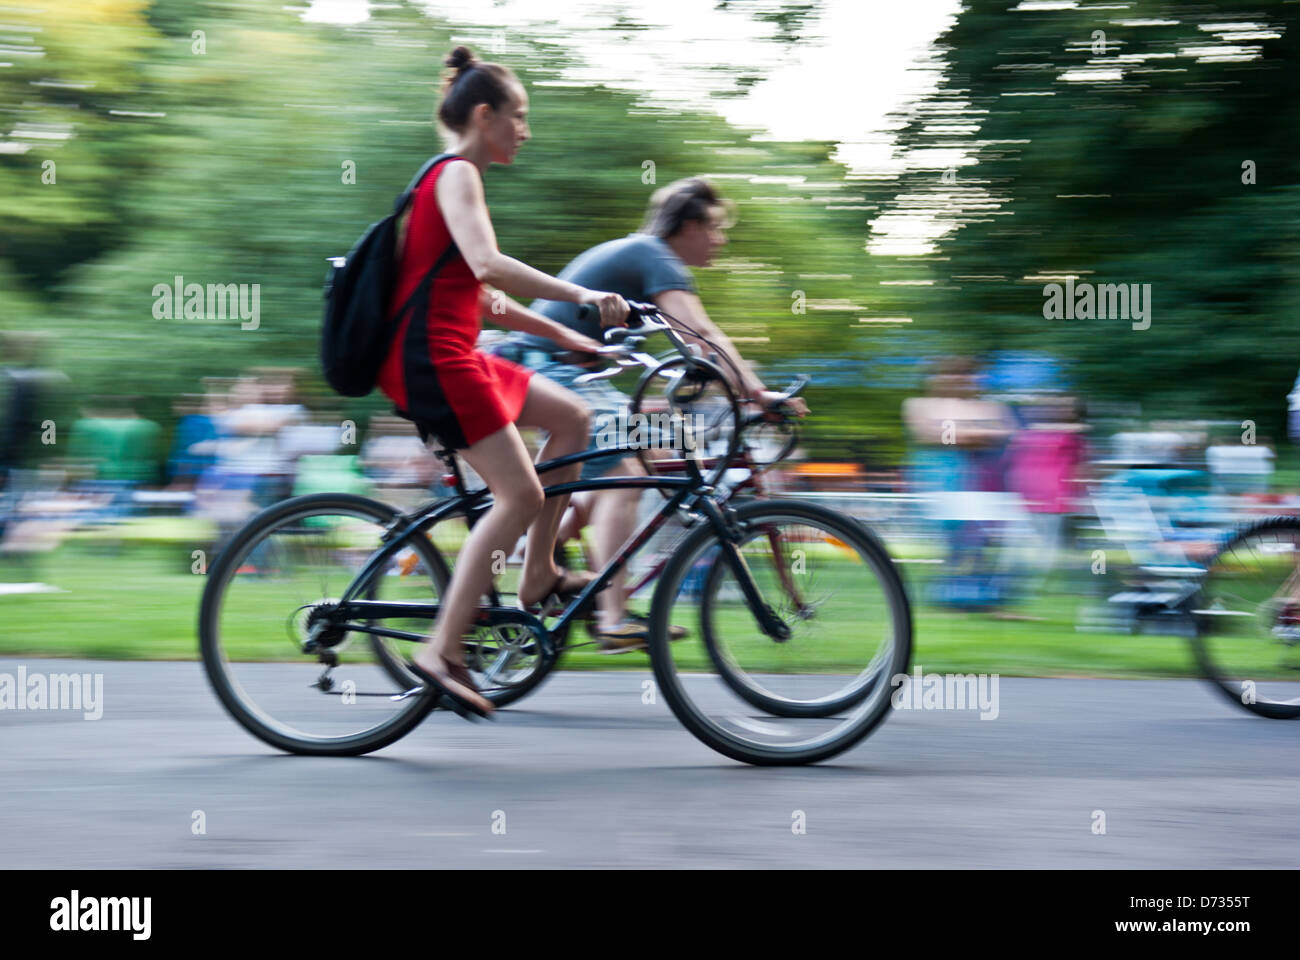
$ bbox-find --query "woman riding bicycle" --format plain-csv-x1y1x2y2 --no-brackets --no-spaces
378,45,628,717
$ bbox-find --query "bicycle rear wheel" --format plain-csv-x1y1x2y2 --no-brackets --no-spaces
199,493,444,755
1192,516,1300,718
648,499,912,764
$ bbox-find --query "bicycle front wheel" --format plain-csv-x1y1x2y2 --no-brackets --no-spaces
199,493,445,755
629,356,741,495
1192,516,1300,718
648,499,912,765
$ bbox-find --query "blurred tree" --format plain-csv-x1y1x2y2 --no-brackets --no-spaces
0,0,163,289
872,0,1300,436
1,0,889,460
11,0,1292,472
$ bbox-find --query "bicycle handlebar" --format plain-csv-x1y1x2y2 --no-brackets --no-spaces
553,303,661,364
740,377,809,428
770,374,809,410
578,301,807,425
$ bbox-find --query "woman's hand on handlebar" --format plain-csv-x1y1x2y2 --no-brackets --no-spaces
578,289,630,328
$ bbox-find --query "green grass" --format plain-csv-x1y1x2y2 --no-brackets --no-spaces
0,527,1208,678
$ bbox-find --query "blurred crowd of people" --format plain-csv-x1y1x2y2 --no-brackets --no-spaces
900,353,1285,617
903,355,1088,612
0,339,1294,627
0,360,444,557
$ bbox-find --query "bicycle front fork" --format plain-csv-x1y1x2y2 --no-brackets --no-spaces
696,497,792,642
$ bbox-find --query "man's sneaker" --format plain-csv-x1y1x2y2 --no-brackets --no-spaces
588,622,649,654
627,612,688,641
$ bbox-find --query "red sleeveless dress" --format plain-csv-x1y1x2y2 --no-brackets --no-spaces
377,156,533,450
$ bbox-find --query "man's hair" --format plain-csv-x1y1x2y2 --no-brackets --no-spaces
640,177,734,239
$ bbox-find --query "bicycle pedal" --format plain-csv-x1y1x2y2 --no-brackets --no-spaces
389,686,473,713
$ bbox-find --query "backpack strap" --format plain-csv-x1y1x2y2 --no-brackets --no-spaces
391,153,464,321
394,152,461,214
393,241,460,321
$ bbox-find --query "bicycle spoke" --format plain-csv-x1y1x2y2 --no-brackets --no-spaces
201,498,444,751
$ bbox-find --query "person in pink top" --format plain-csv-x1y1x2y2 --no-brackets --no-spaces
1006,395,1088,579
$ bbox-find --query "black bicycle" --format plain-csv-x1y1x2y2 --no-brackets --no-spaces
199,304,912,765
1192,515,1300,718
360,322,805,708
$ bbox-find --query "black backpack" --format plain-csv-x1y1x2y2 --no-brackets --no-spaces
321,153,461,397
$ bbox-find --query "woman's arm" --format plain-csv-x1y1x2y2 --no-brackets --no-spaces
476,288,601,352
437,161,626,325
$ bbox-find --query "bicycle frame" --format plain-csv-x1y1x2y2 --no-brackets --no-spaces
325,439,790,658
623,447,771,599
325,306,802,657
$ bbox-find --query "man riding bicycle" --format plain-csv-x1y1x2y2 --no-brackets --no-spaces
493,176,809,651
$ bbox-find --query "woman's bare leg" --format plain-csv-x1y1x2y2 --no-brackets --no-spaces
412,423,543,713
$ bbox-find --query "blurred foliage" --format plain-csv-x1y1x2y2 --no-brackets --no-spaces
0,0,1296,467
1,0,888,458
872,0,1300,441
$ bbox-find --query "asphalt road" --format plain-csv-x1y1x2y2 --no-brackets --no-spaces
3,657,1299,868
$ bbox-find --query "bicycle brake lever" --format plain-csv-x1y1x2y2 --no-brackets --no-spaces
769,375,810,410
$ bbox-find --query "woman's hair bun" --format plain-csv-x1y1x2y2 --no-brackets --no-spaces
445,45,476,73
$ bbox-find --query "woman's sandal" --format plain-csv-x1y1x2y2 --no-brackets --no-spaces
406,655,495,721
518,567,599,616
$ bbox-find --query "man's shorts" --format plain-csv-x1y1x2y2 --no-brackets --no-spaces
493,341,633,483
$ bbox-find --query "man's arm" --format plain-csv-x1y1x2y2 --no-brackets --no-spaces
652,288,808,416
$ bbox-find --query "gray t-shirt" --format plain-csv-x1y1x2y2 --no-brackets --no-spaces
514,233,695,353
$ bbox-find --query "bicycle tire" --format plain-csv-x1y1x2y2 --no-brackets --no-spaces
199,493,440,756
1191,515,1300,719
697,508,892,717
647,499,912,765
